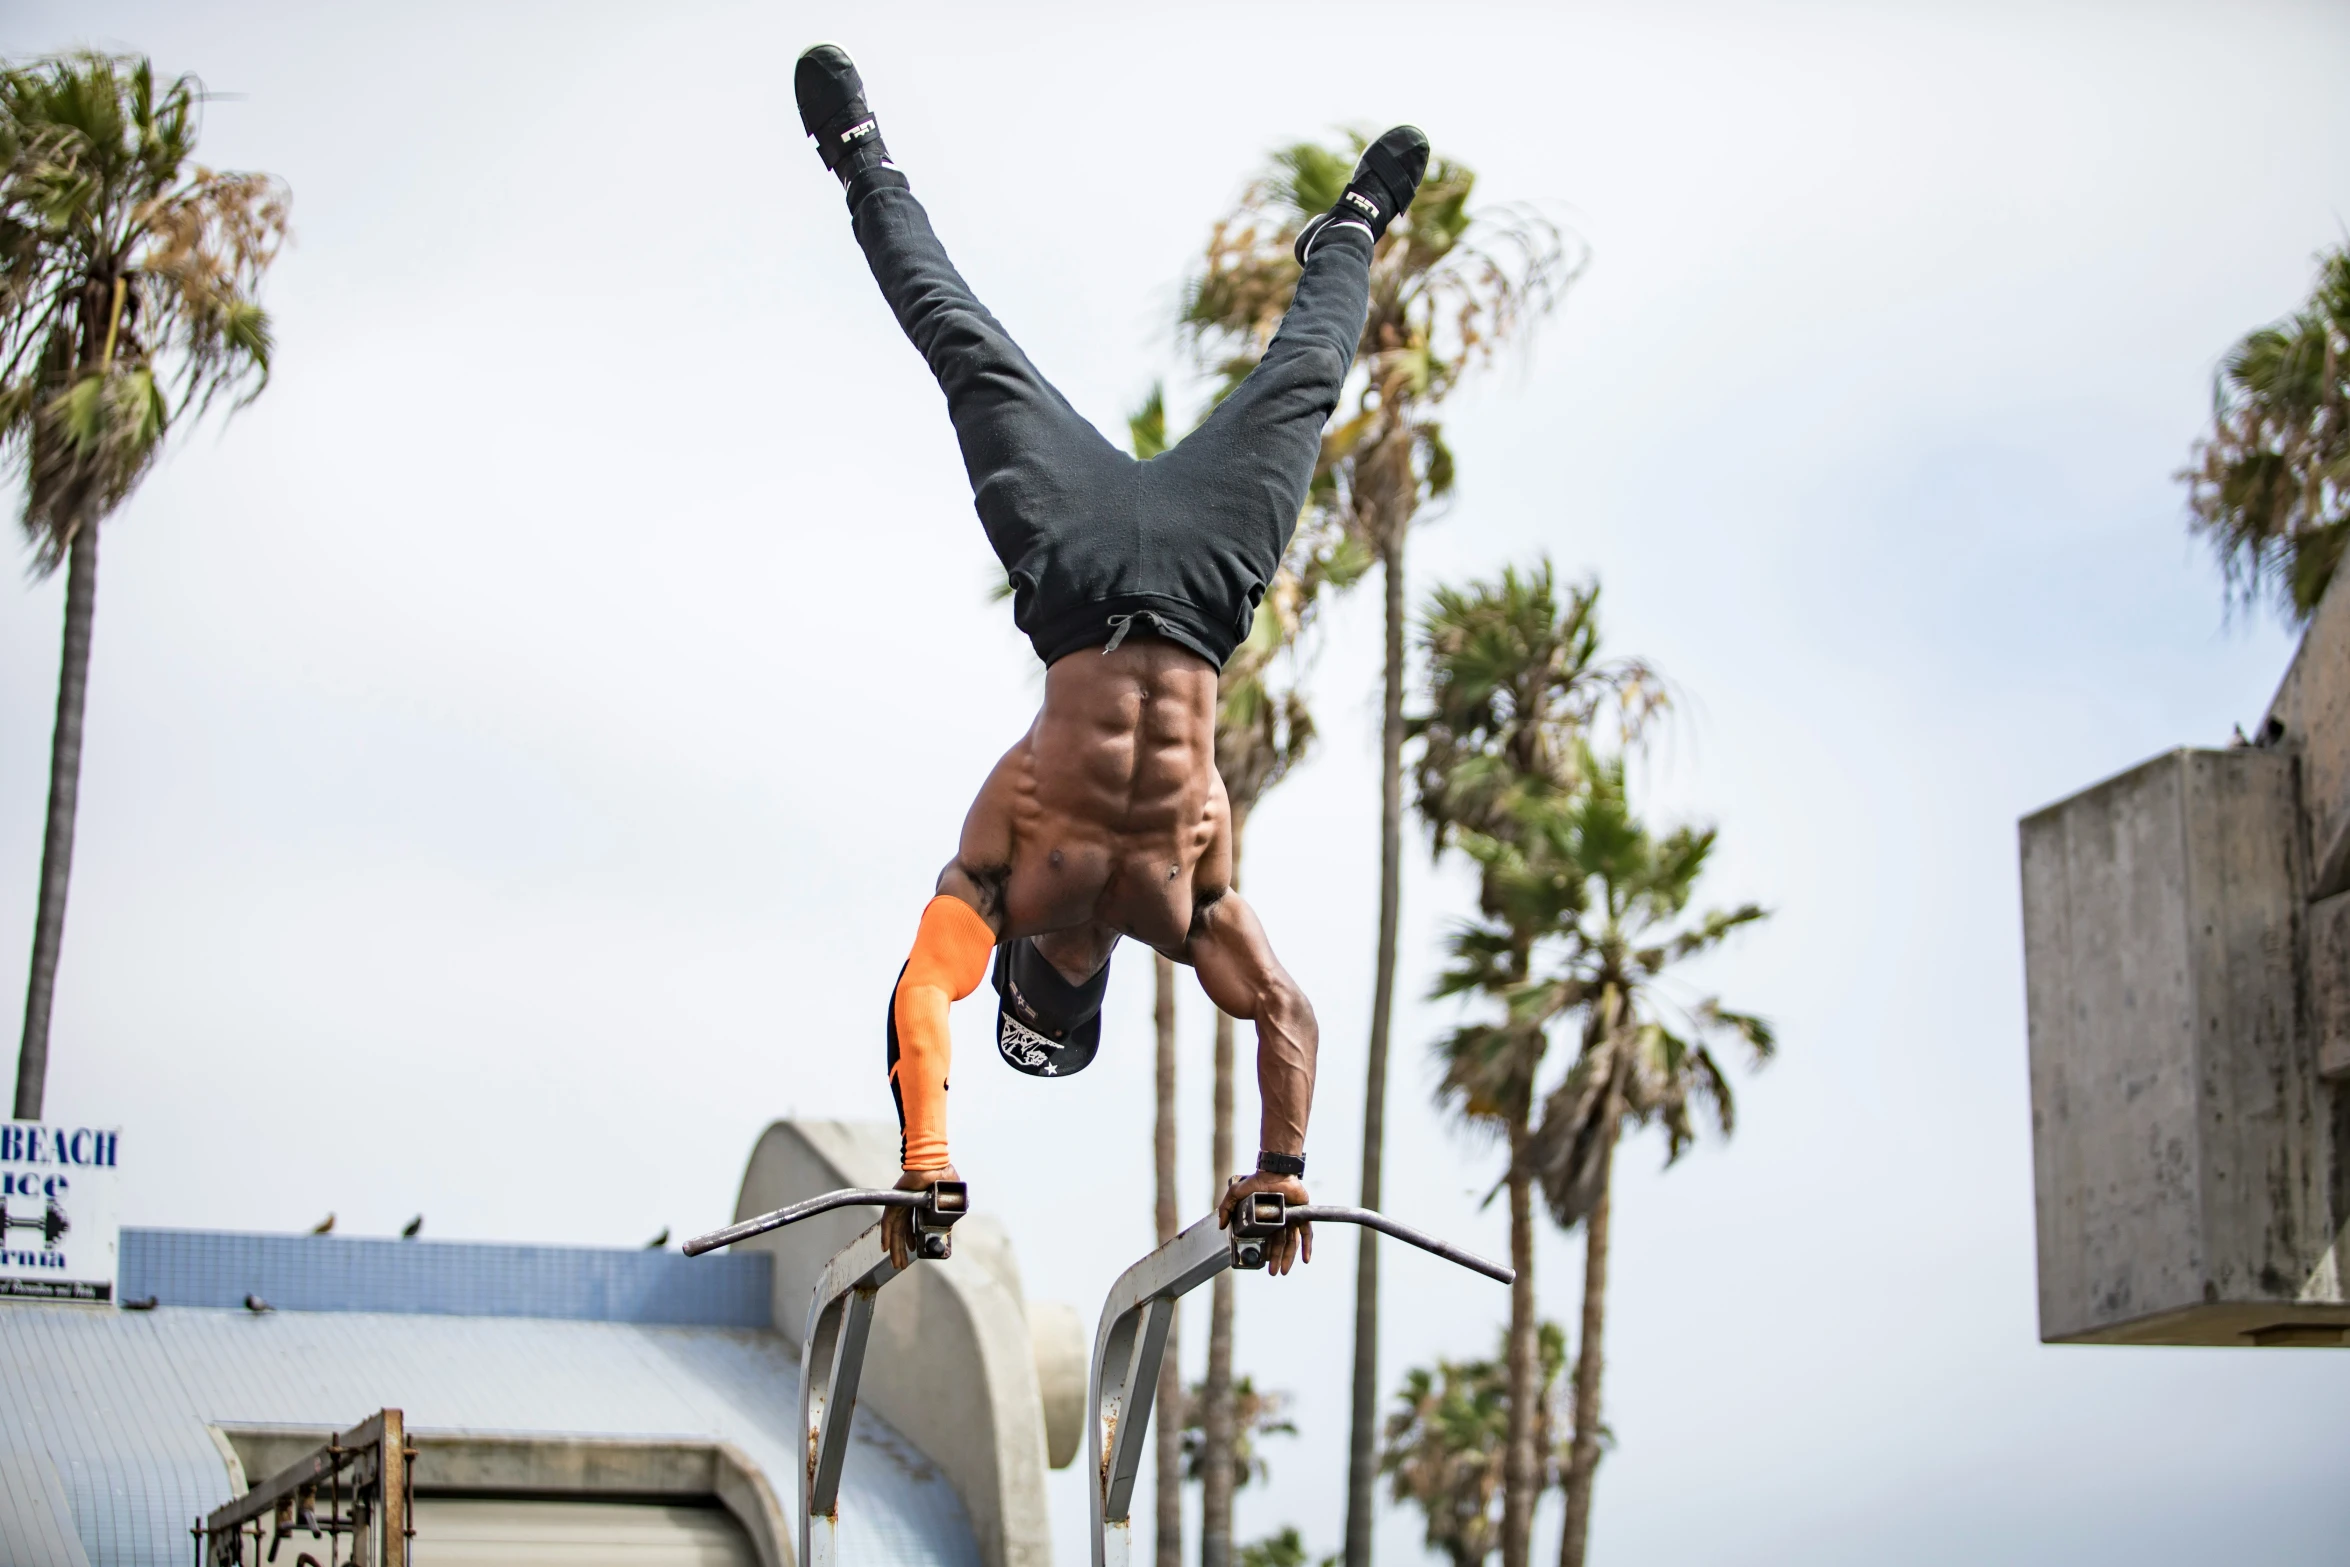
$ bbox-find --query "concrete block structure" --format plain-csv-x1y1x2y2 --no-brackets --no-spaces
2022,577,2350,1345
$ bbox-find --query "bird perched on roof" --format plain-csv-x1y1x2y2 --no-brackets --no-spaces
401,1215,423,1238
309,1213,335,1235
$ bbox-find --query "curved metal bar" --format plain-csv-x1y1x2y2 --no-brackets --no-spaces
1086,1198,1507,1567
682,1188,923,1257
800,1223,901,1567
1085,1215,1232,1567
1287,1205,1514,1286
752,1183,966,1567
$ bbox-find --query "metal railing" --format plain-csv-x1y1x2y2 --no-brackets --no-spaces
1088,1193,1510,1567
685,1182,968,1567
192,1408,415,1567
684,1182,1504,1567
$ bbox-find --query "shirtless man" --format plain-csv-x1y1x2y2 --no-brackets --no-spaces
791,45,1427,1272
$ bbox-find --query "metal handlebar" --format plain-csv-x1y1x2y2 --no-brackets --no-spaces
688,1183,969,1567
1088,1196,1508,1567
1238,1199,1514,1285
683,1182,969,1258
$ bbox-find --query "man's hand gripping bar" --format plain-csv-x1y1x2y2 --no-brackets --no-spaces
1226,1191,1514,1283
683,1181,969,1259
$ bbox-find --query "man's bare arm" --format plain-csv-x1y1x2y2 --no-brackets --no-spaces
883,745,1021,1265
934,740,1024,932
1184,888,1317,1274
1188,890,1314,1154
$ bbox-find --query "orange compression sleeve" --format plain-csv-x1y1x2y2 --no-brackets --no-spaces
890,895,995,1172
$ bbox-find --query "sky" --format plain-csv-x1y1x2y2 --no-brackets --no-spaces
5,2,2350,1563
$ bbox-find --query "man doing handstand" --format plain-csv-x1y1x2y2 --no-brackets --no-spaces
793,45,1427,1273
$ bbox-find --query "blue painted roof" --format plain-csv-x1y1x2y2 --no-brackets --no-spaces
1,1233,981,1567
120,1227,772,1327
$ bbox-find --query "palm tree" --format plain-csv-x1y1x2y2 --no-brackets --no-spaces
1182,140,1576,1567
1198,493,1355,1567
1510,753,1771,1567
1113,373,1355,1567
1,54,287,1117
1154,936,1184,1567
1413,563,1656,1567
1380,1323,1564,1567
2181,242,2350,623
993,389,1197,1560
1181,1373,1298,1492
1235,1529,1309,1567
1124,389,1192,1567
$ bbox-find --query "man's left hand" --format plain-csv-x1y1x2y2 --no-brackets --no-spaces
1217,1170,1312,1276
884,1164,960,1271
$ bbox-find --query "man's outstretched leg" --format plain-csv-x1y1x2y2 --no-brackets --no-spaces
796,45,1138,1266
794,45,1127,625
1159,127,1430,616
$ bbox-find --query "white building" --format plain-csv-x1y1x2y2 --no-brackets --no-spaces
0,1120,1083,1567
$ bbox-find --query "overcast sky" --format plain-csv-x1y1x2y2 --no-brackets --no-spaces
6,2,2350,1563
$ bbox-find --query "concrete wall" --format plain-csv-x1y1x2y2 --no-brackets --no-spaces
732,1120,1080,1567
2023,748,2343,1343
2265,563,2350,901
2022,571,2350,1347
2315,891,2350,1079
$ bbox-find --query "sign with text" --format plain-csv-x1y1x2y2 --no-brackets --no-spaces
0,1121,120,1302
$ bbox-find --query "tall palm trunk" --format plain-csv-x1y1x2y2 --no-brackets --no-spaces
1201,1005,1237,1567
15,522,99,1120
1154,952,1184,1567
1501,1112,1538,1567
1558,1126,1618,1567
1344,538,1407,1567
1201,809,1248,1567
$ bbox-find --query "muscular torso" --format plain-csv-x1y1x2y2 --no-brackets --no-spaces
948,637,1230,970
925,633,1315,1178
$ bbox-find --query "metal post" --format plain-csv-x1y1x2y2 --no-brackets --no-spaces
1088,1217,1231,1567
689,1184,965,1567
1087,1197,1511,1567
377,1407,410,1567
802,1226,899,1567
192,1407,416,1567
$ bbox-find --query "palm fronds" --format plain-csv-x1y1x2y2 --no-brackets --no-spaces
1380,1322,1566,1567
1413,564,1772,1224
1180,133,1581,574
1414,560,1664,851
0,51,288,571
2180,244,2350,622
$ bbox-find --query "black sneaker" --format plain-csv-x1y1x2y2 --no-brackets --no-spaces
1296,124,1430,263
795,44,892,184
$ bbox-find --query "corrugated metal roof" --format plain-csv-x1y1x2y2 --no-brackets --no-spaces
0,1300,979,1567
0,1449,92,1567
118,1228,772,1328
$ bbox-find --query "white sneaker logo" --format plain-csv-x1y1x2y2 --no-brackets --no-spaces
839,117,877,145
1343,190,1380,219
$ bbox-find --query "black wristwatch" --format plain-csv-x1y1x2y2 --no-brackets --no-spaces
1256,1150,1306,1178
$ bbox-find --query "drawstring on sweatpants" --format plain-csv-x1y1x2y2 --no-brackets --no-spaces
1102,611,1165,654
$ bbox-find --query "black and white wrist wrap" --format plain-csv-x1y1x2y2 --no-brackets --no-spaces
1256,1150,1306,1178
